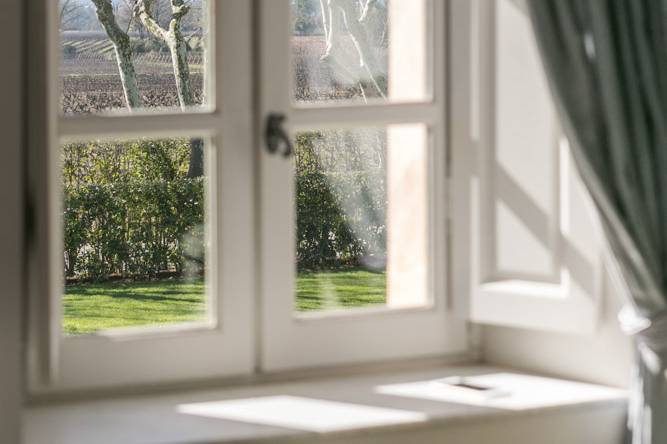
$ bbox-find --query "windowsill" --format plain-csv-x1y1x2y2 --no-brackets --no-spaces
24,365,628,444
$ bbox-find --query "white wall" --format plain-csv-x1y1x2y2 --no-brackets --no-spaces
483,272,634,388
0,0,24,442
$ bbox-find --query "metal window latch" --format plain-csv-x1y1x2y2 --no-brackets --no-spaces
265,113,294,158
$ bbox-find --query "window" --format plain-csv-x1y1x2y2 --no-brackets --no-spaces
28,0,255,392
449,0,602,333
27,0,602,395
258,0,466,371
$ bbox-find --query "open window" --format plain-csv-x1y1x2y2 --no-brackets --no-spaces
450,0,603,334
26,0,603,396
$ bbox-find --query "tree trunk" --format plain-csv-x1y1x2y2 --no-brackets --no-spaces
135,0,202,177
114,36,143,108
167,20,202,178
187,139,204,178
167,32,195,108
91,0,142,109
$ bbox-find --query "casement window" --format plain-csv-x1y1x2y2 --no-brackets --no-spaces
28,0,256,392
450,0,603,333
257,0,470,372
27,0,601,395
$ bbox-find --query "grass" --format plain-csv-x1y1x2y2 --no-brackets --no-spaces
63,280,207,335
296,270,386,312
63,270,386,335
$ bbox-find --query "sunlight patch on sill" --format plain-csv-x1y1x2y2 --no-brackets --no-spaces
375,373,627,411
177,395,428,432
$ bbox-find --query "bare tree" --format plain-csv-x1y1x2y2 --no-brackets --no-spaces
134,0,203,177
90,0,143,109
114,0,141,34
134,0,195,108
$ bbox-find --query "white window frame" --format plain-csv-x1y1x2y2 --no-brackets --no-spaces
258,0,468,372
25,0,604,396
450,0,603,334
27,0,256,393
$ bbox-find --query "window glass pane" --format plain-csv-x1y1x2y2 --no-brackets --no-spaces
60,0,209,115
62,137,214,335
292,0,430,104
295,125,430,313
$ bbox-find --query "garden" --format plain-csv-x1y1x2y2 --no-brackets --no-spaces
61,0,391,334
62,135,388,334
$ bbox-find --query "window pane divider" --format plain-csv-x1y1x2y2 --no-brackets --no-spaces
58,112,221,140
289,103,442,130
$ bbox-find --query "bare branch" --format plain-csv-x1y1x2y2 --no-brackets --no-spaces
121,0,137,34
60,0,80,29
60,0,72,23
171,0,190,20
91,0,129,45
134,0,169,40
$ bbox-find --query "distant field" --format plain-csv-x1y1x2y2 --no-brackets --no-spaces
61,31,205,67
60,32,205,114
61,71,205,114
64,270,387,335
59,34,378,113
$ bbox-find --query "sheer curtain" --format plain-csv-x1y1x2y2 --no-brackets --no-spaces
527,1,667,443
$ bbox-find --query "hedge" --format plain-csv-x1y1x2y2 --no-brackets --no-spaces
64,179,205,281
64,171,386,280
63,133,388,281
296,170,386,270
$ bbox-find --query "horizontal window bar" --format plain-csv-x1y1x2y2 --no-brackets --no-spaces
289,103,442,130
58,112,221,141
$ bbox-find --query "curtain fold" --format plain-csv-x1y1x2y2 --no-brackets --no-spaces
527,1,667,442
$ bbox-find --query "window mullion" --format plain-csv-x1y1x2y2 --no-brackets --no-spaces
58,113,221,141
289,103,442,130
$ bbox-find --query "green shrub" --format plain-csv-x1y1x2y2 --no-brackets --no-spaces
294,130,387,271
296,170,386,271
63,134,387,280
64,179,205,281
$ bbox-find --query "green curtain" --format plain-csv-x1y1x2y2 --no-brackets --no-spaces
527,1,667,442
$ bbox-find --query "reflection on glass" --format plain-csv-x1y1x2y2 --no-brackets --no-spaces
291,0,430,104
62,137,211,335
60,0,208,115
295,125,430,312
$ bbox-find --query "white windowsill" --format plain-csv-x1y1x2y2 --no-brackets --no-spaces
24,365,628,444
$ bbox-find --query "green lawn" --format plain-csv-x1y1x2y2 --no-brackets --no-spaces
295,270,386,311
63,280,207,335
64,270,386,335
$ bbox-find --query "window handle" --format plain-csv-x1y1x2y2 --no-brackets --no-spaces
265,113,294,158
